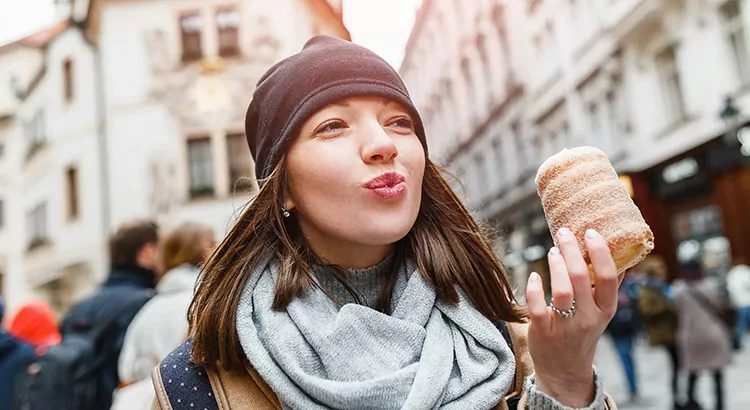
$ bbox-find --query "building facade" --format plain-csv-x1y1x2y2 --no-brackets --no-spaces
400,0,750,297
0,0,348,314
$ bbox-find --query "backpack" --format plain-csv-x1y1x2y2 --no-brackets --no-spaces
607,279,642,336
12,294,148,410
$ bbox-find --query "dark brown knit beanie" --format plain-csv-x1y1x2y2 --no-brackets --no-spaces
245,35,427,183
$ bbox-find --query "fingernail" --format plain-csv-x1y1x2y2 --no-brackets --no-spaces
549,246,560,256
557,227,571,237
585,229,599,239
529,272,540,283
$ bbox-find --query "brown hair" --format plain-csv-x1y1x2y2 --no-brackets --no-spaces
158,222,215,275
189,159,527,370
641,255,667,277
110,220,159,268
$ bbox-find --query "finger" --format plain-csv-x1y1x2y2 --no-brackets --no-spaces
556,227,595,309
548,243,574,312
525,272,550,330
586,229,618,316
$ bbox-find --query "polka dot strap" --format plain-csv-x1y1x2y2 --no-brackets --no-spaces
158,340,219,410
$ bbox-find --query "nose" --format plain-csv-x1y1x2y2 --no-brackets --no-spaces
362,122,398,164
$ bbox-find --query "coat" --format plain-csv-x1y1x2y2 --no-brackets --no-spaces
672,278,733,371
60,265,155,410
726,264,750,308
112,264,200,410
149,322,617,409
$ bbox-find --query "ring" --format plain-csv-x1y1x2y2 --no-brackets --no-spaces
549,298,576,318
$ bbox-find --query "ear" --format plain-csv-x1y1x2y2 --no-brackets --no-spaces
284,197,295,212
283,185,296,212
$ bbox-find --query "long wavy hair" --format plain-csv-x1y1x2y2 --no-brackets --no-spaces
189,158,527,370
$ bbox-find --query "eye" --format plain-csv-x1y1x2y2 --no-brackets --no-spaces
315,119,348,135
387,116,415,132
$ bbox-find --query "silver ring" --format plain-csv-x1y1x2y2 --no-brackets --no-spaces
549,298,576,318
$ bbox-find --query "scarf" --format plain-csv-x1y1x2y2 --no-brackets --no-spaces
235,256,515,409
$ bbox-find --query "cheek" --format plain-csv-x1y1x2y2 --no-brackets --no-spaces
400,139,426,183
287,143,352,206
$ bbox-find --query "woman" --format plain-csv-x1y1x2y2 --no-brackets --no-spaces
672,269,732,410
113,222,215,410
151,36,619,409
8,299,61,355
637,256,680,408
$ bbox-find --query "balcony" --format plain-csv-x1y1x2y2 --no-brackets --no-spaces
605,0,669,45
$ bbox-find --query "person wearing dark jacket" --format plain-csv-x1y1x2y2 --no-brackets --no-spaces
60,220,159,410
0,296,37,409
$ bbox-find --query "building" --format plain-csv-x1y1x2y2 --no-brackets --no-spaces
400,0,750,296
0,0,349,314
0,20,105,314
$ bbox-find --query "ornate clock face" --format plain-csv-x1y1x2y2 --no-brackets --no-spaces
190,74,231,114
144,28,280,130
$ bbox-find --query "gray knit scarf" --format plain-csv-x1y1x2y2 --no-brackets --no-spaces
235,256,516,410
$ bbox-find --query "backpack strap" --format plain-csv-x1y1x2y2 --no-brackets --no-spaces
153,340,219,410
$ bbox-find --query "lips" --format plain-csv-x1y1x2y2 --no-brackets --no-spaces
363,172,407,199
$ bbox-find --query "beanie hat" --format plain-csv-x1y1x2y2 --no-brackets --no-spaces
245,35,427,183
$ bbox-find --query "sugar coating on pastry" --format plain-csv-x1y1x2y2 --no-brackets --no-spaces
536,146,654,283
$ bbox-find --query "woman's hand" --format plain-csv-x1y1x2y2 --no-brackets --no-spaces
525,228,619,407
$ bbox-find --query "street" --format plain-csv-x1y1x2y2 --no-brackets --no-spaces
595,336,750,409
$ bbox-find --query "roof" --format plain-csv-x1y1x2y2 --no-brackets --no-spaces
0,20,71,54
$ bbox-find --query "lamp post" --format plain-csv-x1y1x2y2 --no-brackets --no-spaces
719,95,741,147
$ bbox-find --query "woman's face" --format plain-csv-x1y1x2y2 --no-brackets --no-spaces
285,97,425,268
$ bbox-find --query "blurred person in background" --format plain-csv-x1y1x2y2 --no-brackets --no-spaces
59,220,159,410
637,255,680,409
8,299,62,355
0,297,36,410
112,222,215,410
151,36,620,410
726,256,750,349
604,267,643,404
672,264,733,410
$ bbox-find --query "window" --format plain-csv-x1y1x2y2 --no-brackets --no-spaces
530,0,543,13
656,46,686,127
492,5,514,87
27,202,48,249
63,58,74,102
216,8,240,57
721,0,750,86
511,121,525,172
606,90,623,150
476,34,492,103
473,153,485,200
187,137,214,198
226,133,255,193
66,166,79,220
589,103,602,142
25,110,46,160
180,12,204,62
492,138,506,189
461,57,473,105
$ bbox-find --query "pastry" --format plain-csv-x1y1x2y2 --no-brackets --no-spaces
535,146,654,283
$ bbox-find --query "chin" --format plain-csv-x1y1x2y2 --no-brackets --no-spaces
357,216,417,246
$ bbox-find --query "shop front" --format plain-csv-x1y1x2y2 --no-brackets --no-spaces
631,133,750,281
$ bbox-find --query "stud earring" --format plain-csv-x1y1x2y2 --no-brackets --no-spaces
282,207,290,218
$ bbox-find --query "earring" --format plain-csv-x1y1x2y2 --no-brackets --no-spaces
282,207,290,218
